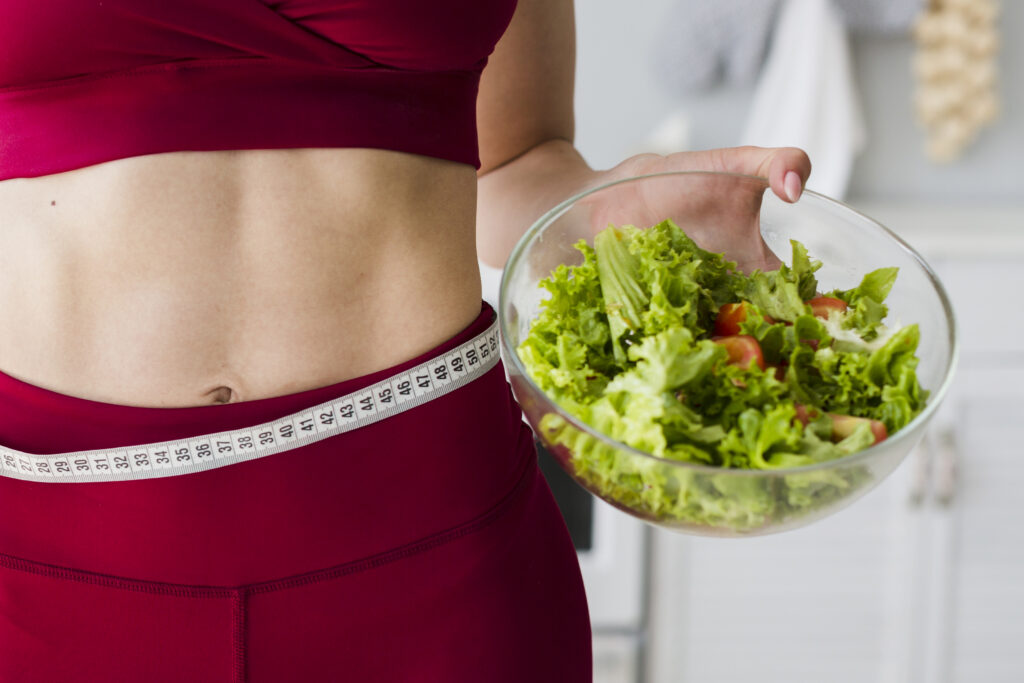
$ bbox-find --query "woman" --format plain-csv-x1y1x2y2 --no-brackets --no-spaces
0,0,810,680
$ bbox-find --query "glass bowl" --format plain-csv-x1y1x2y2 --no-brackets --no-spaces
499,171,958,537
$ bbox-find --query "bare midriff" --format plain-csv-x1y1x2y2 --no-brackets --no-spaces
0,148,482,407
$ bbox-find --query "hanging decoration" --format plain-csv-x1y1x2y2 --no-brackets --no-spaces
911,0,1000,162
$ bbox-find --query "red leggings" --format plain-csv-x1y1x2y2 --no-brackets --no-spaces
0,304,591,682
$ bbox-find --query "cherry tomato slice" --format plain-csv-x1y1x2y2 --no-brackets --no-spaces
807,296,848,319
794,405,887,445
712,335,765,371
827,412,888,445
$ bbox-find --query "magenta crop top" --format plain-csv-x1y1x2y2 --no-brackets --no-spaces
0,0,518,180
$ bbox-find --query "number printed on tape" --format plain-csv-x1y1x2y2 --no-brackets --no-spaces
191,439,212,463
316,406,337,432
232,433,254,455
355,390,376,416
130,449,154,472
210,439,234,461
296,411,317,435
150,445,173,468
428,360,450,387
276,419,298,443
448,351,467,380
412,370,433,397
376,383,395,409
112,450,133,473
257,429,276,448
393,374,415,404
32,457,52,477
337,401,357,424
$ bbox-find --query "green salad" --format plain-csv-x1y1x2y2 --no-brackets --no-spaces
517,219,928,530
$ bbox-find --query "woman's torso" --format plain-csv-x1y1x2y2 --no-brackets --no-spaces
0,148,482,407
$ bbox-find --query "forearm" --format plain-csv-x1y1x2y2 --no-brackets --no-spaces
473,0,811,269
476,138,598,268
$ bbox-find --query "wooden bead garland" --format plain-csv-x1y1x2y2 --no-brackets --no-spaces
912,0,1000,162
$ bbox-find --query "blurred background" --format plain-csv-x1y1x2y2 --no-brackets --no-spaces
483,1,1023,681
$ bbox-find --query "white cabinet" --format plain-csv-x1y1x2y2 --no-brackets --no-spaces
911,257,1024,683
645,247,1024,683
647,452,922,683
594,633,644,683
938,367,1024,683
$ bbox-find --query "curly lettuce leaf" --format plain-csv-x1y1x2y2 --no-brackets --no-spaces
595,226,650,363
737,240,821,322
865,323,929,431
606,328,722,394
829,267,899,340
719,404,803,469
517,240,613,402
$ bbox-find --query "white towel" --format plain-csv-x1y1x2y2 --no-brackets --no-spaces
740,0,866,199
651,0,781,94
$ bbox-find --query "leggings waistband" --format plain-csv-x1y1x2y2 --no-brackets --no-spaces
0,318,499,483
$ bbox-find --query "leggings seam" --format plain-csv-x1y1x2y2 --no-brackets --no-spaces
0,453,537,598
232,589,247,683
0,554,234,599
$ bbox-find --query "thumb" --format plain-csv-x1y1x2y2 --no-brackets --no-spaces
712,145,812,203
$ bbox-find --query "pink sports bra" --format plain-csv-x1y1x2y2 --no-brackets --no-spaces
0,0,518,180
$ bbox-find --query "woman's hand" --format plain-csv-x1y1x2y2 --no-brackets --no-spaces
477,141,812,273
584,146,813,273
606,146,811,206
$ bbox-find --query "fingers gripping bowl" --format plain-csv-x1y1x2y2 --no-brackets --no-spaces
499,172,958,536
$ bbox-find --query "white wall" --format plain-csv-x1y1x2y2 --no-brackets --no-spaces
573,0,680,169
573,1,1024,203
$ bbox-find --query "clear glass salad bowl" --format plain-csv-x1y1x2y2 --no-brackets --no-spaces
499,171,958,536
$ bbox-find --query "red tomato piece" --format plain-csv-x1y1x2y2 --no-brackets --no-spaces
807,296,848,319
714,303,748,336
827,413,888,445
793,403,821,426
712,335,765,371
714,302,775,336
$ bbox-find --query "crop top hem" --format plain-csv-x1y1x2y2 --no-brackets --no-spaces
0,57,483,180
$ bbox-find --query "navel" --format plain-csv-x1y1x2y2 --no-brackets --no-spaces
206,385,235,404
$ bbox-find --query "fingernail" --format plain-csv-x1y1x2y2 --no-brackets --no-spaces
784,171,802,202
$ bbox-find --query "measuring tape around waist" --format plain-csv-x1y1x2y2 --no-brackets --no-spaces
0,321,500,484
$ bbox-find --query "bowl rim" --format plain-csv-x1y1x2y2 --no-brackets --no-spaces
499,170,960,477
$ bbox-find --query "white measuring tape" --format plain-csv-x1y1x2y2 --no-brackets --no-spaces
0,321,500,484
